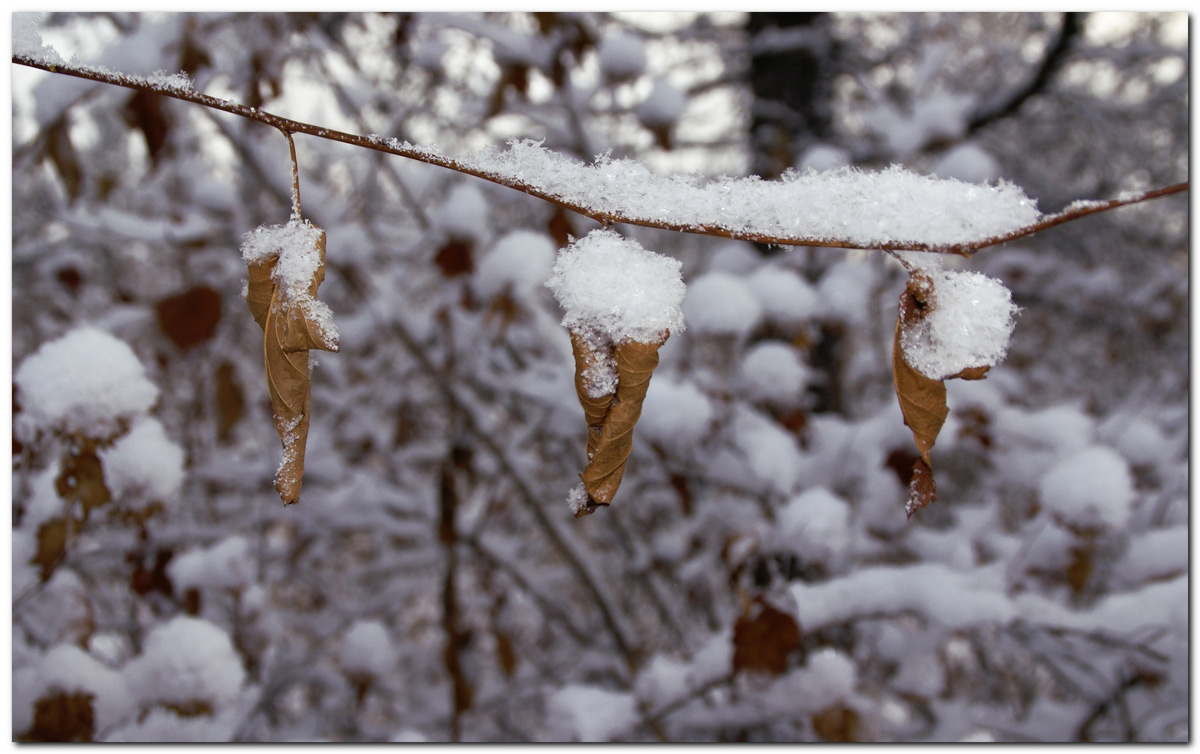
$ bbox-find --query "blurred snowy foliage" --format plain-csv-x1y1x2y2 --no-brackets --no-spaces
11,11,1187,743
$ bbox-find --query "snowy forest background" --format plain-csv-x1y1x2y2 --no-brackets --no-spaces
10,11,1188,742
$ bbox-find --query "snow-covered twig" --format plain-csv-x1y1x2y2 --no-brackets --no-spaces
12,53,1187,257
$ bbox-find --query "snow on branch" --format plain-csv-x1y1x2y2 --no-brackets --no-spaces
10,53,1188,256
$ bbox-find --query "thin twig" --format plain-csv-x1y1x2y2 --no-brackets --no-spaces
283,129,302,221
13,54,1187,257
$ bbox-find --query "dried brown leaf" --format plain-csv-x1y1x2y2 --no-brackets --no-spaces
732,598,802,676
55,447,111,516
156,285,222,350
20,691,95,742
905,456,937,518
569,332,615,463
892,315,947,467
245,226,337,505
34,517,69,582
576,335,665,511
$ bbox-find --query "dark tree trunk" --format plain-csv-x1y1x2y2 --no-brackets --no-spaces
746,13,838,179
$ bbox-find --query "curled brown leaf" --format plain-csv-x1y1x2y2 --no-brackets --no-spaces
245,226,337,505
570,332,666,515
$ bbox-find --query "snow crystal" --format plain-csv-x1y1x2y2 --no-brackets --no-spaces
900,268,1018,380
682,271,762,337
434,140,1039,250
240,219,323,296
475,229,557,300
776,487,851,566
566,483,592,518
168,536,253,593
637,78,687,129
12,12,65,65
638,377,715,450
123,616,246,712
340,620,398,676
432,183,489,242
747,265,820,326
239,220,339,348
14,327,158,440
741,341,809,406
1038,445,1135,531
100,418,184,503
545,228,685,343
597,32,646,80
547,684,638,742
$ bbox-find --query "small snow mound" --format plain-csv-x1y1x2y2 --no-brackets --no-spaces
545,229,685,343
15,327,158,440
123,617,246,713
934,143,999,184
637,78,687,129
639,377,715,449
433,183,490,242
901,268,1018,380
547,684,637,742
1038,445,1135,531
798,144,851,172
12,12,64,64
741,341,809,406
777,487,851,566
340,620,397,676
597,32,646,80
747,265,820,326
682,271,762,337
168,536,253,593
101,418,185,504
476,230,557,300
16,644,134,736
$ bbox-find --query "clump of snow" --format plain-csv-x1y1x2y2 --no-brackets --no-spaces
1120,526,1187,586
682,271,762,338
733,407,804,494
566,483,592,518
776,487,851,567
868,90,977,158
432,183,489,242
100,418,185,504
795,648,857,707
12,12,65,65
934,143,999,184
547,685,638,742
1038,445,1135,531
339,620,398,677
791,562,1015,630
817,260,875,325
14,644,135,736
391,729,428,743
637,78,687,129
15,327,159,440
597,32,646,81
708,240,760,274
475,229,557,300
638,377,715,449
741,341,809,406
123,616,246,713
900,268,1018,380
395,139,1040,249
1102,414,1171,468
21,462,65,532
239,219,339,348
797,144,851,172
168,536,253,593
545,229,686,343
747,265,820,326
